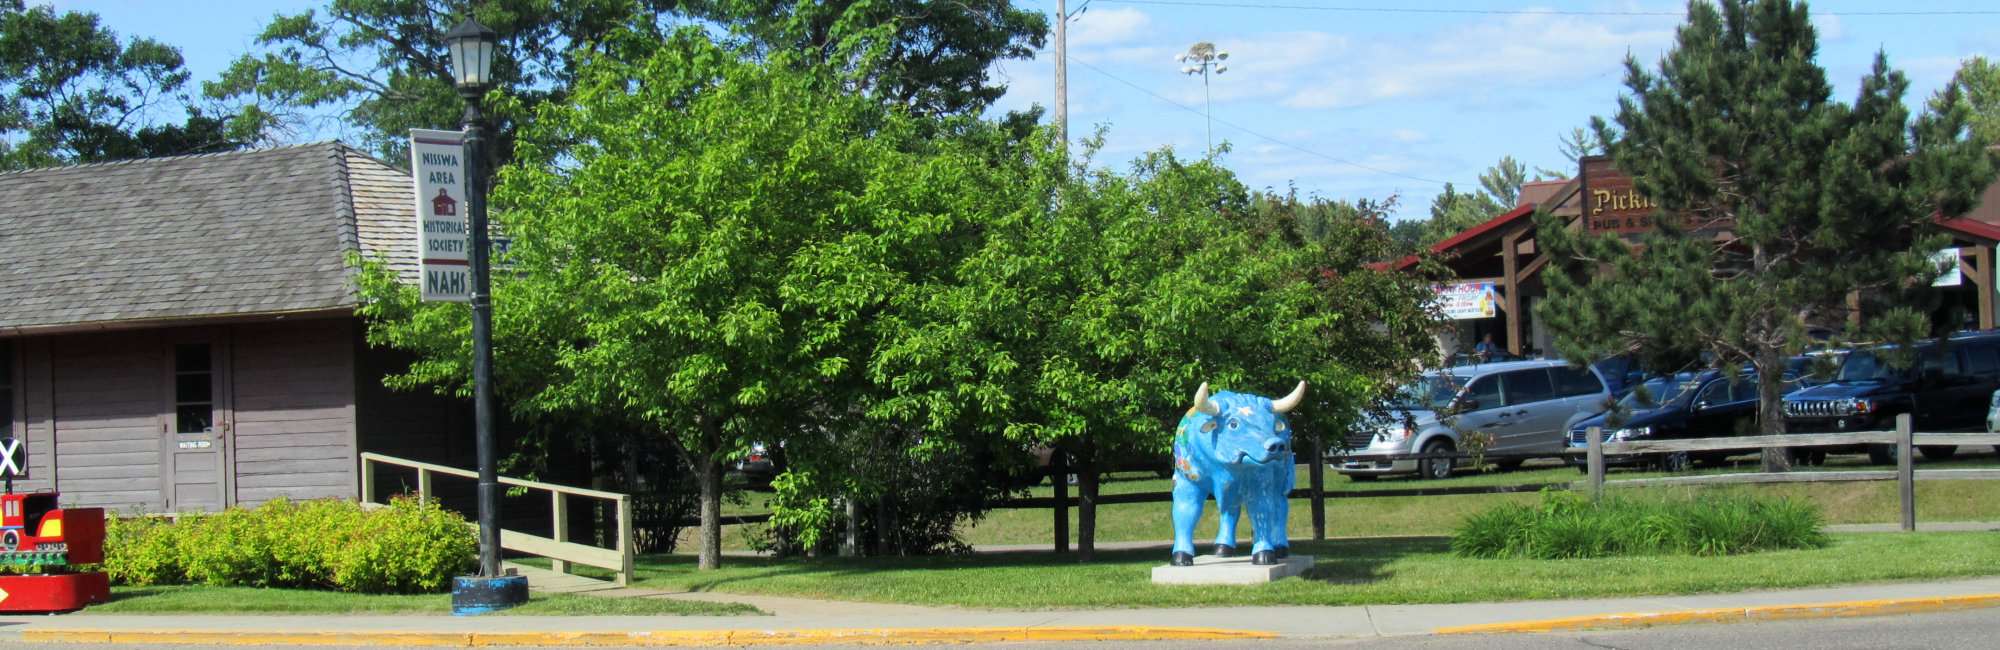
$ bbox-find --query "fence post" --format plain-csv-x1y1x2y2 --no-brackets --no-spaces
1052,451,1070,553
1898,414,1915,532
1310,434,1327,541
1586,426,1605,502
615,494,635,587
551,491,570,575
359,455,375,505
417,467,433,505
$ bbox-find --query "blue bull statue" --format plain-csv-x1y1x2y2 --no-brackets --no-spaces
1170,381,1305,567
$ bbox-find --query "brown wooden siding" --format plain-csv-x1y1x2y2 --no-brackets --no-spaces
229,319,357,505
49,332,163,512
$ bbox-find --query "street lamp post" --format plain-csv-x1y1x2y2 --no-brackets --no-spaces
444,16,525,614
1176,42,1229,153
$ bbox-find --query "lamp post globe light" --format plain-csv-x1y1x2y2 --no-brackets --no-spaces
1177,41,1229,153
444,16,527,614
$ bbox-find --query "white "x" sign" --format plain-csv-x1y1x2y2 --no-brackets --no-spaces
0,438,23,478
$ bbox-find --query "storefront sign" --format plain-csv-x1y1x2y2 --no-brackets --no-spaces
411,129,470,302
1436,281,1500,320
1580,156,1684,235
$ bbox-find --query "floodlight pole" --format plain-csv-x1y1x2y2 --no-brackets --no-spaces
1176,42,1229,155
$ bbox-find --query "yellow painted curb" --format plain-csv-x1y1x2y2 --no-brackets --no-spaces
19,625,1275,647
1435,592,2000,635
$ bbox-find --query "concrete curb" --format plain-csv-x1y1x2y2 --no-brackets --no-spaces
19,625,1277,646
1433,593,2000,635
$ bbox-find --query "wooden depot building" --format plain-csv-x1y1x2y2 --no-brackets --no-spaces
1412,156,2000,360
0,143,467,513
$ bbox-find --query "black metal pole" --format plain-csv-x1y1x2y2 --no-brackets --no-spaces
461,92,502,579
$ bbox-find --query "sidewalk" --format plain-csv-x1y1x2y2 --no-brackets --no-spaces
4,576,1999,645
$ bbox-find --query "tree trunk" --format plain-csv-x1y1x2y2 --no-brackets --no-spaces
1077,452,1099,562
1757,342,1794,473
696,458,723,570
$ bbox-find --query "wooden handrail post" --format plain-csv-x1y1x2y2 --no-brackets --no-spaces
1586,426,1605,502
551,491,570,575
1898,414,1915,532
417,468,433,506
615,494,635,587
359,456,375,505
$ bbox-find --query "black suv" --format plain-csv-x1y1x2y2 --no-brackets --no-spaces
1570,369,1765,472
1781,331,2000,464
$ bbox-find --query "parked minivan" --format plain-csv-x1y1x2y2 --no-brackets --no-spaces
1782,331,2000,464
1339,360,1613,480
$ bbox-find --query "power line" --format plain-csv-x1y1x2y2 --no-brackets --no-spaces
1093,0,2000,17
1064,55,1451,186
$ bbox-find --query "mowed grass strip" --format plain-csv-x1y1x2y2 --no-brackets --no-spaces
631,532,2000,610
85,585,762,616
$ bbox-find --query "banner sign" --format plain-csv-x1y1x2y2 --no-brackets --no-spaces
412,129,471,302
1436,281,1500,320
1934,248,1963,287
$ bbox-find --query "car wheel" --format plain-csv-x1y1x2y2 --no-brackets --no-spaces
1919,445,1958,461
1658,451,1691,473
1808,450,1828,466
1866,444,1897,466
1420,439,1455,481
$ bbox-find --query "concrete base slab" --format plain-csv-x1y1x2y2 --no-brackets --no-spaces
1151,555,1315,585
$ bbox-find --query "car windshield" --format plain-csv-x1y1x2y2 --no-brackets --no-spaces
1837,350,1909,382
1388,374,1463,411
1618,373,1699,409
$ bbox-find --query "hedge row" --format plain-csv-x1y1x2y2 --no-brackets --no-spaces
1452,489,1830,559
103,497,476,593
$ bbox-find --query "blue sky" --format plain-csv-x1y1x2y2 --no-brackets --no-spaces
50,0,2000,220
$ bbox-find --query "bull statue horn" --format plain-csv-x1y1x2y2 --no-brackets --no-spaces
1192,382,1221,416
1271,381,1307,413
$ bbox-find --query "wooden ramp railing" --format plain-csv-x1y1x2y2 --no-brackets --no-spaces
359,452,635,586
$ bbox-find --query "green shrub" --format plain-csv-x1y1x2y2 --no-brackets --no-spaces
1452,489,1828,559
103,515,184,586
102,497,474,594
329,497,478,594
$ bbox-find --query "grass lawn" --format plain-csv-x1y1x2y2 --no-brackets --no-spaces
631,532,2000,610
84,586,762,616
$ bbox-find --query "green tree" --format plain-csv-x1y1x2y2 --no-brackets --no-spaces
0,0,241,169
1536,0,1994,472
208,0,1046,164
1556,126,1603,165
1478,155,1530,206
1944,56,2000,145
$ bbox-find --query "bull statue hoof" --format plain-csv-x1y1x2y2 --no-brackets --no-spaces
1274,546,1289,559
1171,552,1194,567
1169,382,1304,576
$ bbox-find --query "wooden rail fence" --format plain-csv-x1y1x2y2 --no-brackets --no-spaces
359,452,636,586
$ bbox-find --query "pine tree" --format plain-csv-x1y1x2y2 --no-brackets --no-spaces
1536,0,1994,472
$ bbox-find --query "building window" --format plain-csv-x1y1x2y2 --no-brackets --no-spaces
174,344,213,434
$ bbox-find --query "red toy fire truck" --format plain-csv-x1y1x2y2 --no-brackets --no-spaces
0,491,108,612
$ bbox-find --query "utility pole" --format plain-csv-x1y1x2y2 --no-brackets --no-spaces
1054,0,1067,152
1176,42,1229,154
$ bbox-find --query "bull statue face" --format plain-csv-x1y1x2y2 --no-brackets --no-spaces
1188,381,1305,467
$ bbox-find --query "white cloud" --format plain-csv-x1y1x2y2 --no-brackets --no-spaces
1279,13,1677,110
1815,14,1845,43
1391,129,1427,143
1069,7,1152,48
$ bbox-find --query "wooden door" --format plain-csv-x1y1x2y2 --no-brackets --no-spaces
163,336,231,512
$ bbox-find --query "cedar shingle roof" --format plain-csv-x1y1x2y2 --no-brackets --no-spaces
0,142,417,332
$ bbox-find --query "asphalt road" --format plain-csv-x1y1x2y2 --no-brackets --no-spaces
2,607,1994,649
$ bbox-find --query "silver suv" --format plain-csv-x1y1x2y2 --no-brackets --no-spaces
1338,360,1613,480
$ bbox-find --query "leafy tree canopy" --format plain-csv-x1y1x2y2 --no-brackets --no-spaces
0,0,240,169
207,0,1046,163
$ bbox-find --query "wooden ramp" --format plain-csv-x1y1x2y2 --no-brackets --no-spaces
502,561,622,595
